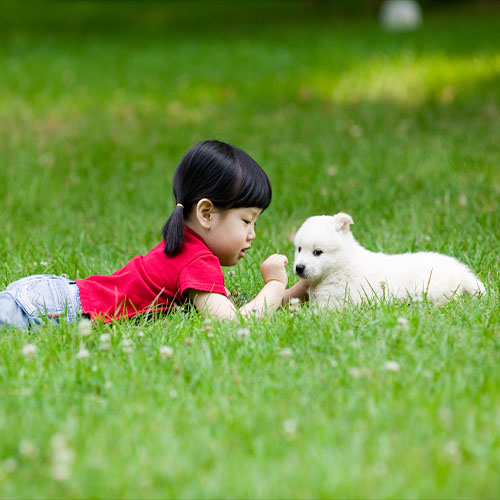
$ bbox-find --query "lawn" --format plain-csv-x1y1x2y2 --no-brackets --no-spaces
0,1,499,498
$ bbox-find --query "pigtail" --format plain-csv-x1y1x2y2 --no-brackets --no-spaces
162,204,185,256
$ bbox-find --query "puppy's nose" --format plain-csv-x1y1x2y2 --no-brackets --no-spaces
295,264,305,276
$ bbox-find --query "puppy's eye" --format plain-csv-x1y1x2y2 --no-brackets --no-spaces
313,249,323,257
297,247,302,253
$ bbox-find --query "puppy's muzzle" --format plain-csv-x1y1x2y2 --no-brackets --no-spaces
295,264,306,277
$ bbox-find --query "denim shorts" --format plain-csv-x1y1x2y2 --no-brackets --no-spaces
0,274,83,329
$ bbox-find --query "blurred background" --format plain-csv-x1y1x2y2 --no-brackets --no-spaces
0,0,499,278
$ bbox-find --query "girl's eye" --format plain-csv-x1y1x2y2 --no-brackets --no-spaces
243,220,250,225
313,249,323,257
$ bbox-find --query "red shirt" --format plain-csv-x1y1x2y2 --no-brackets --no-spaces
76,227,227,322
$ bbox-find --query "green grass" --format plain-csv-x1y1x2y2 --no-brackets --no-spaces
1,1,500,498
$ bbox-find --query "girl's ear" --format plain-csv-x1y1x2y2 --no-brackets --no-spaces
196,198,215,229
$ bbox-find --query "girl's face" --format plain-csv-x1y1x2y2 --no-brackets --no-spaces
205,207,262,266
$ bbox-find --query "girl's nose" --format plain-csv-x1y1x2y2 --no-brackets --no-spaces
248,227,256,240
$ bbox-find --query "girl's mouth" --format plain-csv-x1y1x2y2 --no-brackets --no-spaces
240,247,250,258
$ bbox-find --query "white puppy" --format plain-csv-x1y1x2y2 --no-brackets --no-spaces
294,212,485,308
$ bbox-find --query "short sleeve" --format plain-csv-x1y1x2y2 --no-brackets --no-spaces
178,253,227,299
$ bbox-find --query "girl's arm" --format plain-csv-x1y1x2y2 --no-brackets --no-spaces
283,279,310,304
189,254,288,320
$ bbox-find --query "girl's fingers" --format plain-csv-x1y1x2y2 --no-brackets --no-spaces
265,254,288,267
272,254,288,265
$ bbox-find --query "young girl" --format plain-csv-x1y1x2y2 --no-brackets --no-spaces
0,140,308,329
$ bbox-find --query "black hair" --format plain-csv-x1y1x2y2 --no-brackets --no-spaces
162,140,272,256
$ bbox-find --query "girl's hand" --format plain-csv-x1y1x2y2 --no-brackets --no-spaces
283,279,310,304
260,254,288,286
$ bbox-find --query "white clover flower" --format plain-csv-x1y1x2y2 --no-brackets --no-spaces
52,464,70,481
279,347,293,359
136,330,145,339
202,318,213,333
289,297,301,314
18,440,38,459
397,317,409,330
50,434,74,481
169,389,178,399
236,327,250,339
443,440,462,464
327,165,338,176
159,346,174,359
349,367,363,378
384,360,401,372
184,337,194,346
99,333,111,350
348,123,363,138
283,419,298,439
21,343,37,359
76,347,90,359
50,434,72,454
78,318,92,337
121,339,134,354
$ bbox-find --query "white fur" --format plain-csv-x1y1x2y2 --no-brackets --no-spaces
294,213,485,308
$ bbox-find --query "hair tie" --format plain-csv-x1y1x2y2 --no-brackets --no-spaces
176,203,184,209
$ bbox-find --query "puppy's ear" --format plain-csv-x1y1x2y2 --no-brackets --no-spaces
333,212,354,234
